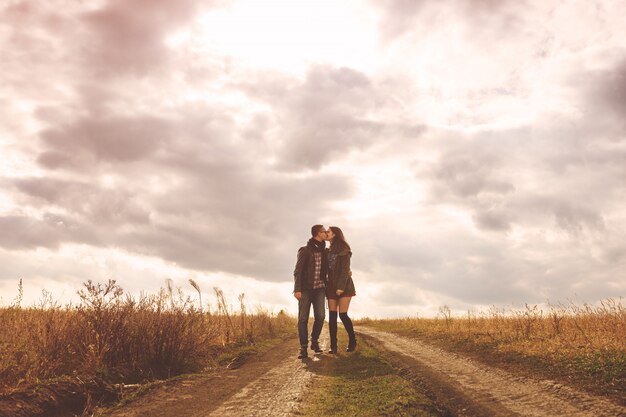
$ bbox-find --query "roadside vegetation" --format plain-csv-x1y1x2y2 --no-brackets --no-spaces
0,279,295,394
358,299,626,402
302,332,440,417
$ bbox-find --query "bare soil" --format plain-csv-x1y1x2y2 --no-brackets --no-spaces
0,377,118,417
100,335,324,417
359,326,626,417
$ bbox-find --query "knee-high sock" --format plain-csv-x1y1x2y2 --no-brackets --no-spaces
329,311,338,347
339,312,354,339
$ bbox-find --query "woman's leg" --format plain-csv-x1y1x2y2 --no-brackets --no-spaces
327,299,338,353
338,297,356,351
338,297,351,313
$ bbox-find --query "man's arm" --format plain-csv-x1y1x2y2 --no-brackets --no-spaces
293,247,307,295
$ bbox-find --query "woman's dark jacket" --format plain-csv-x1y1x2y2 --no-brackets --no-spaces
293,238,328,292
327,241,355,296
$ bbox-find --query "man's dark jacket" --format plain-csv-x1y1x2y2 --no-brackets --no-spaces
293,238,328,292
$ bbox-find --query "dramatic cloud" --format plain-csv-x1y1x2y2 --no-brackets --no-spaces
82,0,210,75
1,0,625,316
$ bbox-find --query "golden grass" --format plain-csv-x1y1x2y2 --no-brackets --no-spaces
358,299,626,391
0,279,295,392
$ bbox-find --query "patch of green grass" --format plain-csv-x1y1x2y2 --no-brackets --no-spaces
302,334,438,417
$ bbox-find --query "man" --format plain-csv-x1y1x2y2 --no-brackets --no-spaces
293,224,328,359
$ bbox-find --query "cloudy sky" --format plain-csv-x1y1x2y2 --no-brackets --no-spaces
1,0,625,317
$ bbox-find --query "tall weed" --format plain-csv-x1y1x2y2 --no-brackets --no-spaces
0,280,295,391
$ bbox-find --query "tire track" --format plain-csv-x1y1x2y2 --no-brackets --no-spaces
360,326,626,417
103,336,314,417
205,335,327,417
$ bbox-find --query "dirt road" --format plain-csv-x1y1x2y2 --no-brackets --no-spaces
359,326,626,417
206,339,322,417
102,336,325,417
101,328,625,417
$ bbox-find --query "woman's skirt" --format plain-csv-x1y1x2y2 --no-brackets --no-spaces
326,287,356,300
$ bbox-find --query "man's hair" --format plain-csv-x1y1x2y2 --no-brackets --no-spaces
311,224,324,237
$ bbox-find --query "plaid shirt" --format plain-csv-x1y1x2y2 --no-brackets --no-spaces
312,251,324,289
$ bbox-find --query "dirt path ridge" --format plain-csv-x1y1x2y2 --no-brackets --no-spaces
104,335,324,417
359,326,626,417
206,346,320,417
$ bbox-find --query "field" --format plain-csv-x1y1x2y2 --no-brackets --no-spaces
1,280,624,416
0,279,295,395
358,299,626,400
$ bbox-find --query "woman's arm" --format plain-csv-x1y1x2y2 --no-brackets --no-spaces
335,253,351,293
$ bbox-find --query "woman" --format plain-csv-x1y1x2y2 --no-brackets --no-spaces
326,226,356,353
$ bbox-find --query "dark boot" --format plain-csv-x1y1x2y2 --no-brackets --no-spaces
346,336,357,352
310,340,323,354
340,312,356,352
328,311,338,354
298,346,308,359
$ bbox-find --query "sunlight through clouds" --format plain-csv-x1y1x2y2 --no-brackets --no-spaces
330,163,426,222
196,0,379,73
1,0,625,317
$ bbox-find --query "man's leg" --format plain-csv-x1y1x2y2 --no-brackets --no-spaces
297,290,312,358
310,288,326,353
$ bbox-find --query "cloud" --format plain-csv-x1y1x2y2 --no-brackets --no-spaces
7,94,354,281
410,102,626,237
242,66,382,170
372,0,523,44
1,0,625,315
11,177,152,226
552,202,606,235
375,283,423,306
2,25,362,280
5,170,352,281
431,146,515,199
472,209,513,232
359,223,541,304
0,214,98,250
598,59,626,116
80,0,219,76
38,115,173,167
582,57,626,123
239,65,427,171
120,172,352,279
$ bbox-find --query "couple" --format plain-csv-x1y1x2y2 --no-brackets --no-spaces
293,224,356,359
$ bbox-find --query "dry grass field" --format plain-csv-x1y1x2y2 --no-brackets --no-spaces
0,279,295,394
359,299,626,400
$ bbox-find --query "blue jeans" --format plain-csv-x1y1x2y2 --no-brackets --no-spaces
297,288,326,348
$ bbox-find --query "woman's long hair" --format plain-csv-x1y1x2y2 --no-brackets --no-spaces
329,226,351,251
